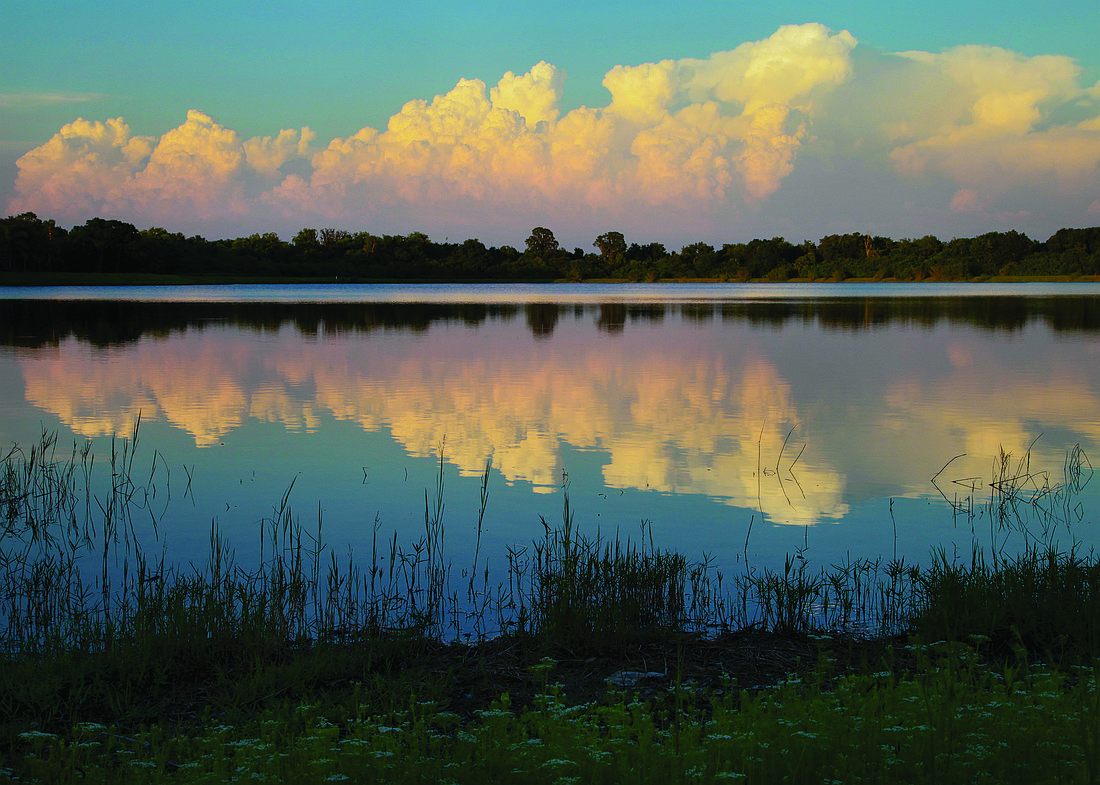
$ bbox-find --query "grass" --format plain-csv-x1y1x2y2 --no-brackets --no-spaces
6,644,1100,783
1,429,1097,782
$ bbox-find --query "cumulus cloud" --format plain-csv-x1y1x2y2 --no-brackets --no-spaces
9,110,314,223
883,46,1100,211
131,110,249,218
243,127,316,177
490,61,565,128
295,23,858,222
7,24,857,232
9,117,155,216
7,23,1100,239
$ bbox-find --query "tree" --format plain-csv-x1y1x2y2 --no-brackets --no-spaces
1,212,63,273
816,234,865,264
525,227,559,258
320,228,351,247
293,228,319,247
678,242,719,277
626,242,666,264
135,226,190,275
445,238,493,277
594,231,627,265
69,217,139,273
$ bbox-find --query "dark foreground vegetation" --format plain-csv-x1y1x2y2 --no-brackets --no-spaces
1,430,1098,782
4,212,1100,283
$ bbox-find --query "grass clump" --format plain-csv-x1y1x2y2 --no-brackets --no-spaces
916,442,1100,664
0,430,1098,783
517,493,692,650
913,546,1100,664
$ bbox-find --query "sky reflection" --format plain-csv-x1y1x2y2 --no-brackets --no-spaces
5,291,1098,539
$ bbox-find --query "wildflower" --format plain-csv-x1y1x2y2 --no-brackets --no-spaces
542,758,575,768
74,722,107,733
17,730,57,740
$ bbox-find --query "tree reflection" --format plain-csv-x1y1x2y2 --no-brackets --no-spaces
525,303,560,339
597,303,627,334
1,294,1098,349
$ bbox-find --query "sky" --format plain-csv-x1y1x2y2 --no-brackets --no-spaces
3,0,1100,250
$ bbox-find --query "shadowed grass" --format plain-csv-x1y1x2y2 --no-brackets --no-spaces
913,546,1100,664
6,642,1100,784
0,430,1097,782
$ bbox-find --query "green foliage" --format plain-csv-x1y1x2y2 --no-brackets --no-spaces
6,648,1100,783
913,547,1100,662
5,212,1100,281
526,501,690,649
594,231,628,269
2,431,1099,783
525,226,559,257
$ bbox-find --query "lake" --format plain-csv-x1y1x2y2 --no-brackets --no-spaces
2,282,1098,589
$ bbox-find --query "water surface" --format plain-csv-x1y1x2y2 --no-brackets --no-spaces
2,283,1097,577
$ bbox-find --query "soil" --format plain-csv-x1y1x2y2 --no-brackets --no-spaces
407,629,918,719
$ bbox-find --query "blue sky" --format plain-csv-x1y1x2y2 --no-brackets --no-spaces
4,0,1099,249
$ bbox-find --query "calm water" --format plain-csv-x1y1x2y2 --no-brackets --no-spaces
2,283,1098,577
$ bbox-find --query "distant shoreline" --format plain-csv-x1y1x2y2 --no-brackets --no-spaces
3,272,1099,287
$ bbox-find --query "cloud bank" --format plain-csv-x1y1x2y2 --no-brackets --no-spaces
8,23,1100,243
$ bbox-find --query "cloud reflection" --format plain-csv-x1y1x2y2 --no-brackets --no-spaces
14,312,1099,527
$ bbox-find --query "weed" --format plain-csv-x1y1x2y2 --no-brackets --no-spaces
0,431,1097,783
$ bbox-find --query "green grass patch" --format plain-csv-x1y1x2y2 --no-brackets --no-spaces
1,430,1097,782
5,646,1100,783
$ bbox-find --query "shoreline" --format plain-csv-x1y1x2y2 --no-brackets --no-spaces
1,272,1099,287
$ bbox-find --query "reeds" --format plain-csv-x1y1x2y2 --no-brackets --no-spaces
912,544,1100,660
2,431,1098,783
1,429,1094,659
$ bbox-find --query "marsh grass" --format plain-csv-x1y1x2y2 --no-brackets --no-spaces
514,494,694,649
1,430,1097,783
913,546,1100,663
917,439,1100,663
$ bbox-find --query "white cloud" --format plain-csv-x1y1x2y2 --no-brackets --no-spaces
243,127,316,177
489,61,565,128
7,24,1100,241
271,23,857,226
883,46,1100,208
132,110,246,217
6,117,153,217
8,111,314,224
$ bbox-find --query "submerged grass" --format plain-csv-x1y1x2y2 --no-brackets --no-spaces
1,429,1097,783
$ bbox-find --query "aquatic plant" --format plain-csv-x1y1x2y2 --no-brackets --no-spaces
1,429,1098,783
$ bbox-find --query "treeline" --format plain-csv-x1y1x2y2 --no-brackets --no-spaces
3,213,1100,281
